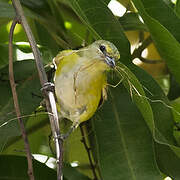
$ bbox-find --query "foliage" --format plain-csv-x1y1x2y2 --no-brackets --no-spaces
0,0,180,179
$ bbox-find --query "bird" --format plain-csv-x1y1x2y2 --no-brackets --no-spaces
53,40,120,137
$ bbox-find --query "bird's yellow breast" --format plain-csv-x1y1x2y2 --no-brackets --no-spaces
54,51,107,124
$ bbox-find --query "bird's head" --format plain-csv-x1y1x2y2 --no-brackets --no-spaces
90,40,120,68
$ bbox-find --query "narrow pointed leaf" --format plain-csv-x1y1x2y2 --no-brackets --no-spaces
132,0,180,84
68,0,131,64
91,84,162,180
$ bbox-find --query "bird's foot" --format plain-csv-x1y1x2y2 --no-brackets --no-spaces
56,133,69,141
56,123,78,141
41,82,55,96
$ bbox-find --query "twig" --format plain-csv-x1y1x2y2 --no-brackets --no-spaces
132,35,163,64
80,124,98,180
9,17,34,180
132,36,152,59
11,0,63,179
138,56,163,64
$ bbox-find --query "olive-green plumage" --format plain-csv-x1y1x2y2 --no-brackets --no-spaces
53,40,120,128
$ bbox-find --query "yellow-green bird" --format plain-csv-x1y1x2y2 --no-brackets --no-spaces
53,40,120,134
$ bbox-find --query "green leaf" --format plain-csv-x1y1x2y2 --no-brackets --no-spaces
20,0,50,12
67,0,180,178
0,155,56,180
68,0,131,64
63,163,91,180
35,22,60,55
175,0,180,17
0,60,42,151
155,143,180,179
2,113,51,156
168,75,180,100
90,64,180,179
129,64,180,178
58,3,90,47
0,1,44,20
132,0,180,84
0,2,15,18
15,42,55,64
0,44,17,69
63,126,96,179
0,154,91,180
116,63,178,148
128,64,175,144
91,84,162,179
119,12,148,31
136,0,180,42
0,1,68,49
117,63,154,133
162,0,174,7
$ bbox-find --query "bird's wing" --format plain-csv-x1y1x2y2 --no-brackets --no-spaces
98,85,108,108
53,50,76,67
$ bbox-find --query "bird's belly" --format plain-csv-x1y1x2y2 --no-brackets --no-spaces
54,69,104,122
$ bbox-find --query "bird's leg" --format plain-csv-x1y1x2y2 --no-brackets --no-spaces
57,121,79,140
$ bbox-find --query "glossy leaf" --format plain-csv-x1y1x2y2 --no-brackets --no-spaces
168,75,180,100
175,0,180,17
132,0,180,84
20,0,50,12
119,12,148,31
0,1,43,20
0,44,17,68
0,60,42,151
68,0,131,64
0,2,15,18
91,84,162,179
64,126,95,179
2,113,51,156
67,0,180,179
129,64,180,178
137,0,180,42
63,163,91,180
1,0,180,179
0,155,56,180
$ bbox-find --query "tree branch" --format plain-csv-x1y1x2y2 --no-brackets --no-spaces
11,0,63,179
80,124,98,180
137,56,163,64
9,17,34,180
132,35,163,64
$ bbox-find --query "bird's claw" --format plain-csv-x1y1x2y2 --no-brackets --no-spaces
41,82,55,96
56,134,69,141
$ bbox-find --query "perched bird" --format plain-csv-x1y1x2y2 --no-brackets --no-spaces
53,40,120,135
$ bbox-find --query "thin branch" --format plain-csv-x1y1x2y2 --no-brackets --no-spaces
137,56,163,64
11,0,63,179
132,36,163,64
132,36,152,59
80,124,98,180
9,17,34,180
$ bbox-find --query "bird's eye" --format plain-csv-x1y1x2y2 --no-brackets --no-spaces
99,45,106,53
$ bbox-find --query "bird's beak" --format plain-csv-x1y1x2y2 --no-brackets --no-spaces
105,55,115,68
